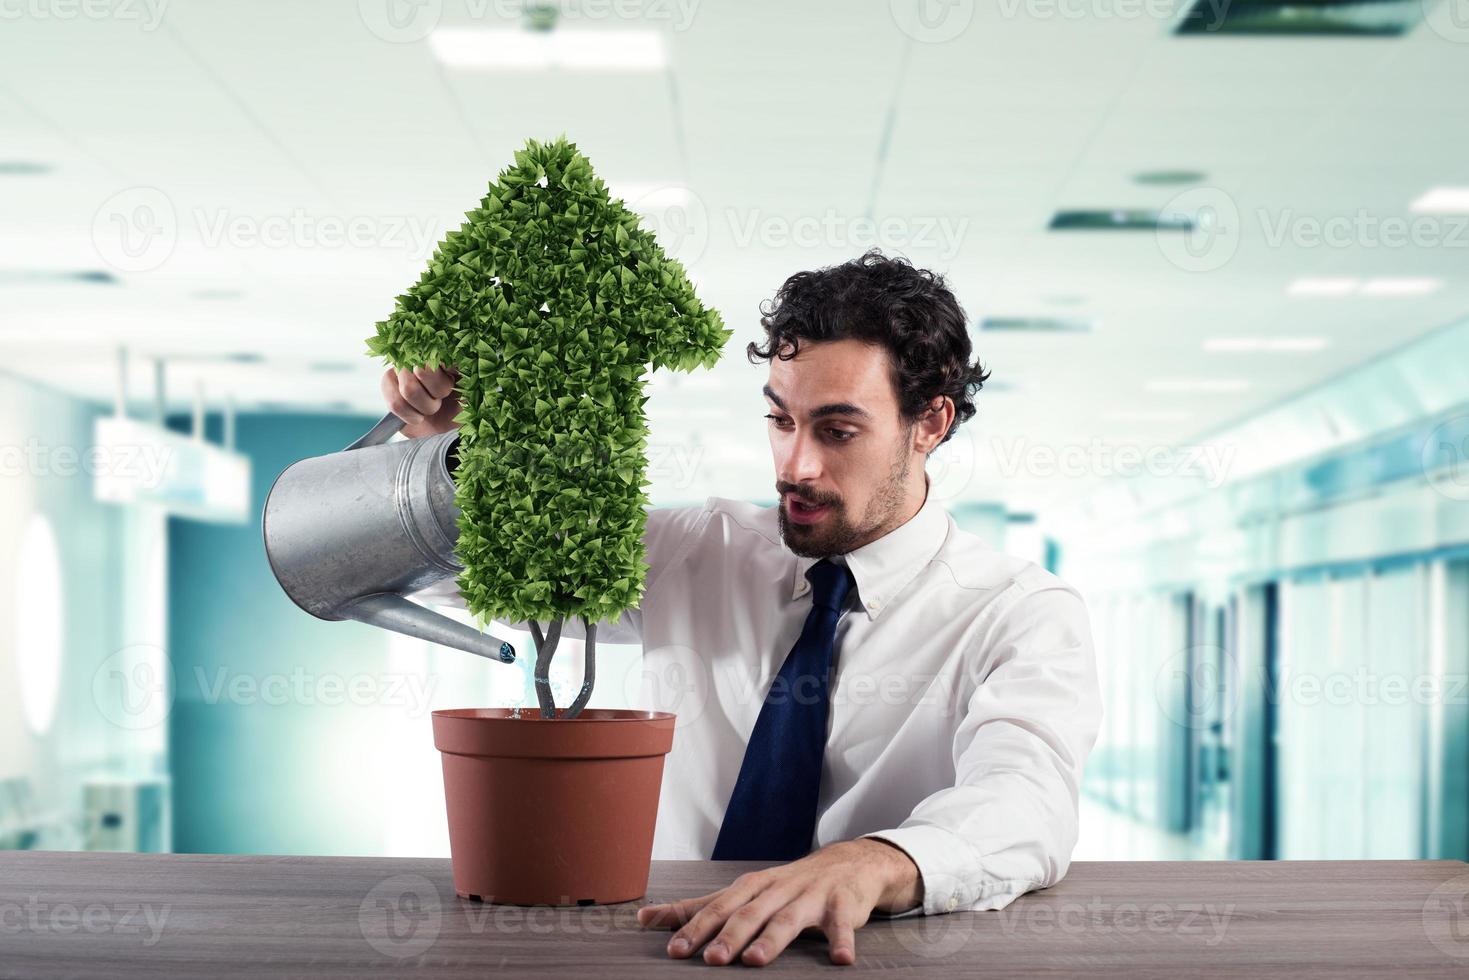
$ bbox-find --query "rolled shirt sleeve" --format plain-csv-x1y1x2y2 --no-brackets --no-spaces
861,580,1102,918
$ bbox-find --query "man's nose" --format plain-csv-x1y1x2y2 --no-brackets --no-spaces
778,429,824,484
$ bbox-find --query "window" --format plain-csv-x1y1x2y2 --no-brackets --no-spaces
15,513,64,735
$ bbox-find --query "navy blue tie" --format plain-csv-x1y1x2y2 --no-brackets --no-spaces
712,559,855,860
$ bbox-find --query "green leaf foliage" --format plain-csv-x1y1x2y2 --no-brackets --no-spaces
366,136,730,625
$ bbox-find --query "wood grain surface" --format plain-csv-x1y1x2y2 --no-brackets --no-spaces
1,852,1466,977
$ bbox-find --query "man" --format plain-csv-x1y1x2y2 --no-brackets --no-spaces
384,250,1101,967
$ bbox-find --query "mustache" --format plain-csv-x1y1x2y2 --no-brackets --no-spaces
775,483,842,508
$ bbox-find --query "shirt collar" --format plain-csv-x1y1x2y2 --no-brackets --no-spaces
788,479,949,620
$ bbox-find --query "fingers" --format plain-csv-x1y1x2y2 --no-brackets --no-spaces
820,895,861,966
694,882,807,966
380,368,425,425
381,365,459,424
645,871,870,968
413,364,457,399
396,367,441,416
737,890,860,967
662,874,770,960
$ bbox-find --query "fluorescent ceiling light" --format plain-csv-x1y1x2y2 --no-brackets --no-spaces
1288,276,1443,298
1410,188,1469,214
1360,277,1442,297
1103,410,1194,422
1204,336,1328,353
1146,379,1250,394
1287,277,1358,297
1269,337,1329,352
428,28,666,71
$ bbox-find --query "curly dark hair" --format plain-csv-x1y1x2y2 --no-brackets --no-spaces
747,249,989,446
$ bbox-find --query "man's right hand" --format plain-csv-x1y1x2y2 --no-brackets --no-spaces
380,365,461,438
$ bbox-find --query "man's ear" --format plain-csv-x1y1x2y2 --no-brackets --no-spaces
914,396,955,454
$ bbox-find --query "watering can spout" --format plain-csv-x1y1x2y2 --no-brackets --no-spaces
344,593,515,664
263,411,515,666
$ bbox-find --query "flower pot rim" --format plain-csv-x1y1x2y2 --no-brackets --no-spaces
432,707,676,723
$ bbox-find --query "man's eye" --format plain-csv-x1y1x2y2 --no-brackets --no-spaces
764,414,792,427
827,429,856,442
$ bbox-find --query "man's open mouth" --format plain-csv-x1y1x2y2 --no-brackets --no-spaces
784,495,833,526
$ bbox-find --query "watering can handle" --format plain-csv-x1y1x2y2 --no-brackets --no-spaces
345,411,406,451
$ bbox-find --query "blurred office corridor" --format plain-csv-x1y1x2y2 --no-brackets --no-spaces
2,1,1468,862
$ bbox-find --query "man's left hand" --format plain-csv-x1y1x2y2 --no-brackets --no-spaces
635,838,922,967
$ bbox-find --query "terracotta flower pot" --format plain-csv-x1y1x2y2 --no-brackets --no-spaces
432,707,676,906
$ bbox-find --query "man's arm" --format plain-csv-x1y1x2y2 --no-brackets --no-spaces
859,581,1102,917
637,579,1101,965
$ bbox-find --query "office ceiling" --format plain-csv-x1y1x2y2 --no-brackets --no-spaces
2,0,1466,511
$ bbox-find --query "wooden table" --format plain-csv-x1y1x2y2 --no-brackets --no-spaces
1,852,1467,977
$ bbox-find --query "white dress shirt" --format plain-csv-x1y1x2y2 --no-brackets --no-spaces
417,485,1101,917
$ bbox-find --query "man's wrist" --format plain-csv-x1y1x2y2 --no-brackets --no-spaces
852,836,923,914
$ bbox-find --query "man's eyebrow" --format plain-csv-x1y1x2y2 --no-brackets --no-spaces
763,385,873,421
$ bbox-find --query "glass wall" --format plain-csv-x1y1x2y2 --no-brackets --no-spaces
1278,563,1432,859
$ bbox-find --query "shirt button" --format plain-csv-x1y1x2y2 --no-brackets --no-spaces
867,599,880,610
946,896,959,911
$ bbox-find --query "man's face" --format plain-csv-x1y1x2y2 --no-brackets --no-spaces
764,339,919,558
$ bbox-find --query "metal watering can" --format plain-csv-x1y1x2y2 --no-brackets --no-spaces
262,412,516,665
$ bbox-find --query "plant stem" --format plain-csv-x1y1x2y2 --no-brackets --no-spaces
533,617,563,718
564,619,596,719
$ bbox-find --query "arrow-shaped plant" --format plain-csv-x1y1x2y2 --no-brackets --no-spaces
367,137,728,718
